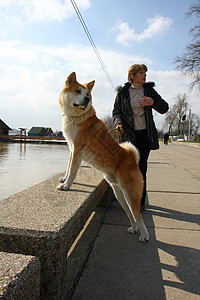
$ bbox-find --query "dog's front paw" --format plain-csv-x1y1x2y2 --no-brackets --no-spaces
62,184,71,191
56,183,71,191
59,176,66,183
139,233,149,242
56,183,64,190
127,225,138,234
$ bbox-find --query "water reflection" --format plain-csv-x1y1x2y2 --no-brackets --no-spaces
19,143,27,157
0,142,69,201
0,143,9,160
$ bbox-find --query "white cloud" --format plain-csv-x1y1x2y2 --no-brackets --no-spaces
0,41,39,64
141,15,173,41
21,0,74,22
0,29,7,37
0,0,16,7
113,15,173,46
0,0,91,23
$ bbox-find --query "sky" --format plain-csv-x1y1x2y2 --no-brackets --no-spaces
0,0,199,132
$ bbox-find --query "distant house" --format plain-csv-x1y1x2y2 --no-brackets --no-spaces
56,131,63,137
28,127,53,137
45,128,53,136
0,119,11,135
28,127,47,137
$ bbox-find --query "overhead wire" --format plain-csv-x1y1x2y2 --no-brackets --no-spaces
70,0,115,91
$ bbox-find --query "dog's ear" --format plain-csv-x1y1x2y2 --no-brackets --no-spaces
65,72,76,86
85,80,95,91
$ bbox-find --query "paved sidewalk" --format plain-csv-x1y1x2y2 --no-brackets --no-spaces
67,143,200,300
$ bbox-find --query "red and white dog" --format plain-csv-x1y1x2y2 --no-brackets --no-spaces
57,72,149,242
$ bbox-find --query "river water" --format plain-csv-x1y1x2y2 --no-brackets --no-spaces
0,142,69,201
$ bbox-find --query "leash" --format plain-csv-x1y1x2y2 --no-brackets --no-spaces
109,127,124,143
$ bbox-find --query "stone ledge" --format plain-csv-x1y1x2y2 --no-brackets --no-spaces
0,252,40,300
0,166,111,299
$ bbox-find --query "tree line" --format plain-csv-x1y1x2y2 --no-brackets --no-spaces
164,93,200,135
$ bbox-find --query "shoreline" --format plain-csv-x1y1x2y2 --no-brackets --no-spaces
0,135,67,144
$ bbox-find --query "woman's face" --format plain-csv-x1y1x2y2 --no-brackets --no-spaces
131,69,147,85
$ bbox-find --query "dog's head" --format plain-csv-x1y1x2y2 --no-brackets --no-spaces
59,72,95,116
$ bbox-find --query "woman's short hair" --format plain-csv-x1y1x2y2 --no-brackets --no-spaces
128,64,148,83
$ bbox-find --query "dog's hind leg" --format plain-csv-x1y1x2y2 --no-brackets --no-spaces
105,174,138,233
121,188,149,242
112,184,138,233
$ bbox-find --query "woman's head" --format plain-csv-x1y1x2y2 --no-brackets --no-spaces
128,64,148,85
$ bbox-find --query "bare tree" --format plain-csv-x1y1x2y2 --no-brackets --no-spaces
191,112,200,133
174,1,200,91
165,93,200,135
165,94,188,134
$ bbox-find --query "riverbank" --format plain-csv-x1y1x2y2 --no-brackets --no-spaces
0,135,67,144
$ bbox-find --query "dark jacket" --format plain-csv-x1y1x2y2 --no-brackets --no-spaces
112,82,169,150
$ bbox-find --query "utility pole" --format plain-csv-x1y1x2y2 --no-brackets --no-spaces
188,109,191,141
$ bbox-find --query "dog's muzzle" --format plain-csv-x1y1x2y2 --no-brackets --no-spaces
73,96,90,109
82,96,90,106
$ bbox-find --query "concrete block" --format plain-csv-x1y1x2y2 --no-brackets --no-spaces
0,252,40,300
0,167,111,299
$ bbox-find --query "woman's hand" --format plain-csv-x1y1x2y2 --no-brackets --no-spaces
116,124,123,133
141,96,154,107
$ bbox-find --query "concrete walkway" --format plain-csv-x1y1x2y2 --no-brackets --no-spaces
67,142,200,300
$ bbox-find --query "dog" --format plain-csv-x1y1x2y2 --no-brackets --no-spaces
56,72,149,242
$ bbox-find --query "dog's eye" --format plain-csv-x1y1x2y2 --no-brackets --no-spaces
76,90,81,94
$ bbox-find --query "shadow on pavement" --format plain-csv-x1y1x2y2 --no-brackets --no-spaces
67,201,165,299
66,200,200,299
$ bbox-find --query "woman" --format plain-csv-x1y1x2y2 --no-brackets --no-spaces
112,64,169,210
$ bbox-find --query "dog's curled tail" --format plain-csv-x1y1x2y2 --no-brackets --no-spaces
120,142,140,164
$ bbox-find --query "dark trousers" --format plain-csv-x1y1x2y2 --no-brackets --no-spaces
135,130,151,206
